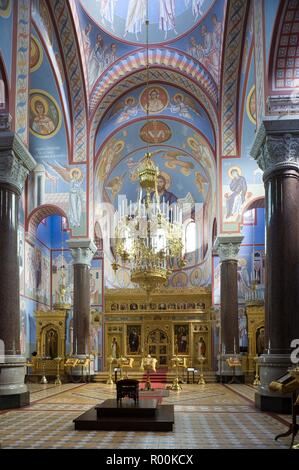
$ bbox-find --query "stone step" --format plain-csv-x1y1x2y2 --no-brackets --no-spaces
92,370,217,384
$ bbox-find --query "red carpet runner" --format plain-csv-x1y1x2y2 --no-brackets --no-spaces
140,368,168,389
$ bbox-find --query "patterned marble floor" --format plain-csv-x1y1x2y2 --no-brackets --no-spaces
0,382,298,449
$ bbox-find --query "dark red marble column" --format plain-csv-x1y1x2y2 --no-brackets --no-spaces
264,167,299,354
0,183,21,355
0,114,36,409
68,239,97,356
215,235,243,381
251,119,299,412
220,259,239,355
73,264,91,355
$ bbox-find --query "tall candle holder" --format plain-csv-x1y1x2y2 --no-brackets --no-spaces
40,358,48,384
106,356,113,384
253,356,261,386
197,356,206,385
171,355,182,391
55,357,62,386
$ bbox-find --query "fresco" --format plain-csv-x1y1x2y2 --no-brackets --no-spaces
98,84,214,150
27,161,87,236
239,308,248,352
19,296,48,358
30,24,71,136
80,0,214,44
30,35,43,73
212,255,220,305
90,258,104,306
29,90,62,139
51,250,73,306
171,1,225,83
102,144,209,208
18,225,25,295
221,54,264,233
0,0,13,84
25,239,51,306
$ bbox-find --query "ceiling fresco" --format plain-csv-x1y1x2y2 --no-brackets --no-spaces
95,83,215,152
94,120,216,209
75,0,225,108
79,0,215,45
0,0,13,85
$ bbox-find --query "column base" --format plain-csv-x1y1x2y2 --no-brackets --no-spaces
0,391,30,410
0,355,29,409
254,391,291,413
255,353,292,413
216,374,245,384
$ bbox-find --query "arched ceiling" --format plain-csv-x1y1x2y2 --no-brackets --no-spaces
71,0,226,114
94,118,216,210
79,0,215,45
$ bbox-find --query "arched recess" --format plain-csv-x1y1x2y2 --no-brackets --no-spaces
268,0,299,95
220,0,249,156
242,196,265,215
47,0,88,163
89,48,218,111
0,53,9,111
26,204,68,238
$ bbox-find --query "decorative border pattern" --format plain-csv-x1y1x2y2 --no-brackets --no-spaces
51,0,87,162
253,0,265,127
221,0,248,156
15,0,30,144
274,0,299,90
91,68,219,140
89,48,218,112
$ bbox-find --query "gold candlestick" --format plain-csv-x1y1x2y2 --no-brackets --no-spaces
253,356,261,386
106,356,113,384
198,356,206,385
40,359,48,384
171,355,182,391
55,357,62,386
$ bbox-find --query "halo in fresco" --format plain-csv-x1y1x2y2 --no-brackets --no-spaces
171,271,188,288
190,267,202,286
0,0,11,17
246,85,256,124
29,90,62,139
140,120,172,143
140,86,169,114
30,36,43,72
228,166,242,179
80,0,214,45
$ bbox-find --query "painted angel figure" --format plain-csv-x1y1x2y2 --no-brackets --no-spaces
159,0,177,38
170,93,202,120
112,96,138,124
98,0,117,30
124,0,147,40
106,173,126,199
47,162,84,228
185,0,204,20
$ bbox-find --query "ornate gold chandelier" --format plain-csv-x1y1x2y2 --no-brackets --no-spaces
111,3,184,297
112,152,184,297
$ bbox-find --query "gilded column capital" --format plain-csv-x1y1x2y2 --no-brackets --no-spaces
250,119,299,177
67,238,97,266
0,117,36,194
214,234,243,262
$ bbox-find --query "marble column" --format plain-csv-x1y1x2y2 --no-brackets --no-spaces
251,119,299,412
67,239,97,359
0,113,36,409
214,234,244,382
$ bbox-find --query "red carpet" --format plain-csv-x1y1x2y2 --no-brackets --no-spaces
142,368,168,384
